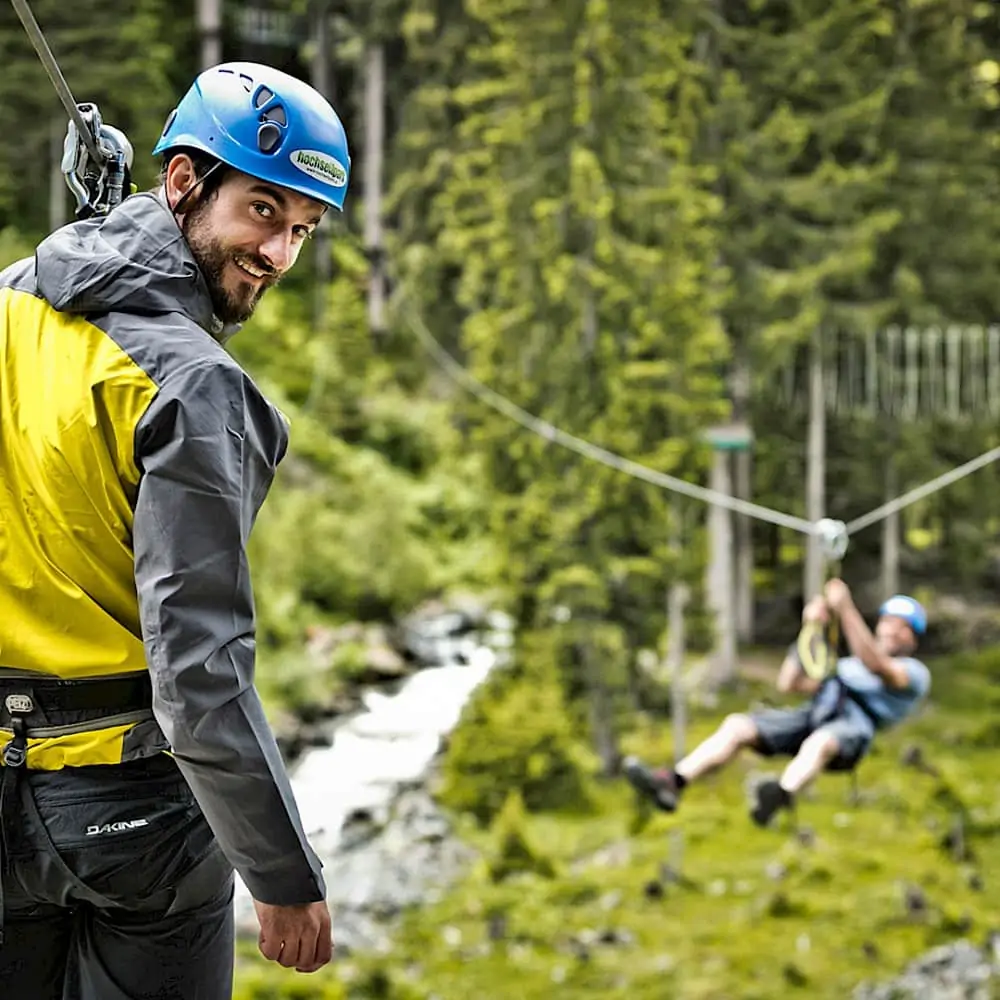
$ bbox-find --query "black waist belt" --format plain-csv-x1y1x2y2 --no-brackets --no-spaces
0,673,153,727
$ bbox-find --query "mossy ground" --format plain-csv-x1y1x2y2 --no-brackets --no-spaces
234,647,1000,999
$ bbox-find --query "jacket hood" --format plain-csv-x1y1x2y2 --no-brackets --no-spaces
34,192,237,341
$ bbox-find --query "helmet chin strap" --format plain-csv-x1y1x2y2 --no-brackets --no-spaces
172,159,224,217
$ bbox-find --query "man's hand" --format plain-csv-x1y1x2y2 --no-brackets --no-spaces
823,578,853,614
802,596,830,624
253,899,333,973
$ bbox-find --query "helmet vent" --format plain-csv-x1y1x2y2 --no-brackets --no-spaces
257,122,282,154
261,104,286,127
160,108,177,138
253,85,275,109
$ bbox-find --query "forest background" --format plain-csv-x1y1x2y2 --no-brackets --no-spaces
2,1,1000,997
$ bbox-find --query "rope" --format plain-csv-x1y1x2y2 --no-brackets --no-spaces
404,307,1000,561
8,0,102,164
405,309,815,536
844,445,1000,534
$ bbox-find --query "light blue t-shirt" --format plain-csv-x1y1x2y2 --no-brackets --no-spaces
836,655,931,728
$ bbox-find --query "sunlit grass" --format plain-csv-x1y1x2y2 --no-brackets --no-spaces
234,647,1000,999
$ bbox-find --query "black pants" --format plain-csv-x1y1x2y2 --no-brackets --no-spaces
0,755,235,999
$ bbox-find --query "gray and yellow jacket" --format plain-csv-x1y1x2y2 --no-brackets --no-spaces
0,192,324,906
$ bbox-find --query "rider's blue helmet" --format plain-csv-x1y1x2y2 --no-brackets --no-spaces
878,594,927,636
153,61,350,211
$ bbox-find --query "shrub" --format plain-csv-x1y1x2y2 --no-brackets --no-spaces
438,664,593,825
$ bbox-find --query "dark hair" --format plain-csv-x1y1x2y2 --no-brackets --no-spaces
158,148,232,207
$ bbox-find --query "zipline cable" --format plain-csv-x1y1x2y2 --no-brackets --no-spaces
8,0,103,165
405,306,1000,558
845,445,1000,535
406,308,816,536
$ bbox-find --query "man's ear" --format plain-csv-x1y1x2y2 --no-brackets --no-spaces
163,154,203,215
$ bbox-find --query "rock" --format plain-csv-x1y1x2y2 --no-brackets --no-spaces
599,890,623,912
765,861,788,882
854,939,998,999
365,642,409,679
902,882,929,919
323,787,477,935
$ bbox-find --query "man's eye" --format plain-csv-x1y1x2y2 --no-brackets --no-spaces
293,226,315,240
253,202,274,219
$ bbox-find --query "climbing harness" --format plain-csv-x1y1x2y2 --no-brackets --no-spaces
10,0,134,219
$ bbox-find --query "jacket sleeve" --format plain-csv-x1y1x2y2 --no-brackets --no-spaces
132,357,325,906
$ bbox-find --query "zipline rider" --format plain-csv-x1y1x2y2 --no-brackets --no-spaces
0,61,349,999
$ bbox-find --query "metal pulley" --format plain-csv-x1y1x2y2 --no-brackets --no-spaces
814,517,849,562
61,103,134,219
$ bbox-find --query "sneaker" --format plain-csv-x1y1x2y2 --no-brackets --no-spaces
622,756,681,812
750,779,792,827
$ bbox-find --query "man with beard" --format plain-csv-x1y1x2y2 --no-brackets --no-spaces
623,581,931,828
0,62,349,999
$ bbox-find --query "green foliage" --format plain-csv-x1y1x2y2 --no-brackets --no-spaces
0,0,186,238
0,227,32,270
438,663,594,825
486,790,557,883
237,645,1000,999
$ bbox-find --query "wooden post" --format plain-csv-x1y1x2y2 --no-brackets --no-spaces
804,329,826,600
703,424,753,685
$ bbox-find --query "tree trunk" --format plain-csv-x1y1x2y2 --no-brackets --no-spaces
881,453,900,598
310,0,333,334
196,0,222,69
731,354,754,642
580,637,618,778
364,42,387,335
49,118,65,232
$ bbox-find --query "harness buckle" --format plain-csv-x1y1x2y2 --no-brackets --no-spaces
2,742,26,768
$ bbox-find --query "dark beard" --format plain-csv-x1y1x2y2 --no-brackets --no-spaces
183,200,279,325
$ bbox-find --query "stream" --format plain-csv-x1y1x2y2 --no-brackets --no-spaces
232,605,514,952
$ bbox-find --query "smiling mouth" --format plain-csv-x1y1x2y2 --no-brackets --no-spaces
233,257,271,281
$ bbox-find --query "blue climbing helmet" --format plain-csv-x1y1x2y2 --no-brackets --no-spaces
153,61,350,211
878,594,927,636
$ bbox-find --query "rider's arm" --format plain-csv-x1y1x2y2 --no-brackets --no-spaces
837,600,912,689
776,652,821,694
776,596,826,694
132,358,324,906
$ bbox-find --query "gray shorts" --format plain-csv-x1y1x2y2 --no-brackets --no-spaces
749,699,875,772
0,754,235,1000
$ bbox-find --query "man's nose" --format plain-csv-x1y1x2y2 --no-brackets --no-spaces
258,231,294,273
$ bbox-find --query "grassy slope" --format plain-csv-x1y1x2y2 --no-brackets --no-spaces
234,647,1000,1000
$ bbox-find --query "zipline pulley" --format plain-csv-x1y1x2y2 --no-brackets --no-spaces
814,517,849,563
61,104,134,219
9,0,133,220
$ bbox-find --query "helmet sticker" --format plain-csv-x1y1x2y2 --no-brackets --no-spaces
289,149,348,187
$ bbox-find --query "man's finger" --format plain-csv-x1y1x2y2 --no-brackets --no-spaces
278,937,301,969
297,916,333,972
292,925,319,972
258,930,283,963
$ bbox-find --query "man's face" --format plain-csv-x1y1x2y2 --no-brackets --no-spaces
875,614,916,656
182,171,326,325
